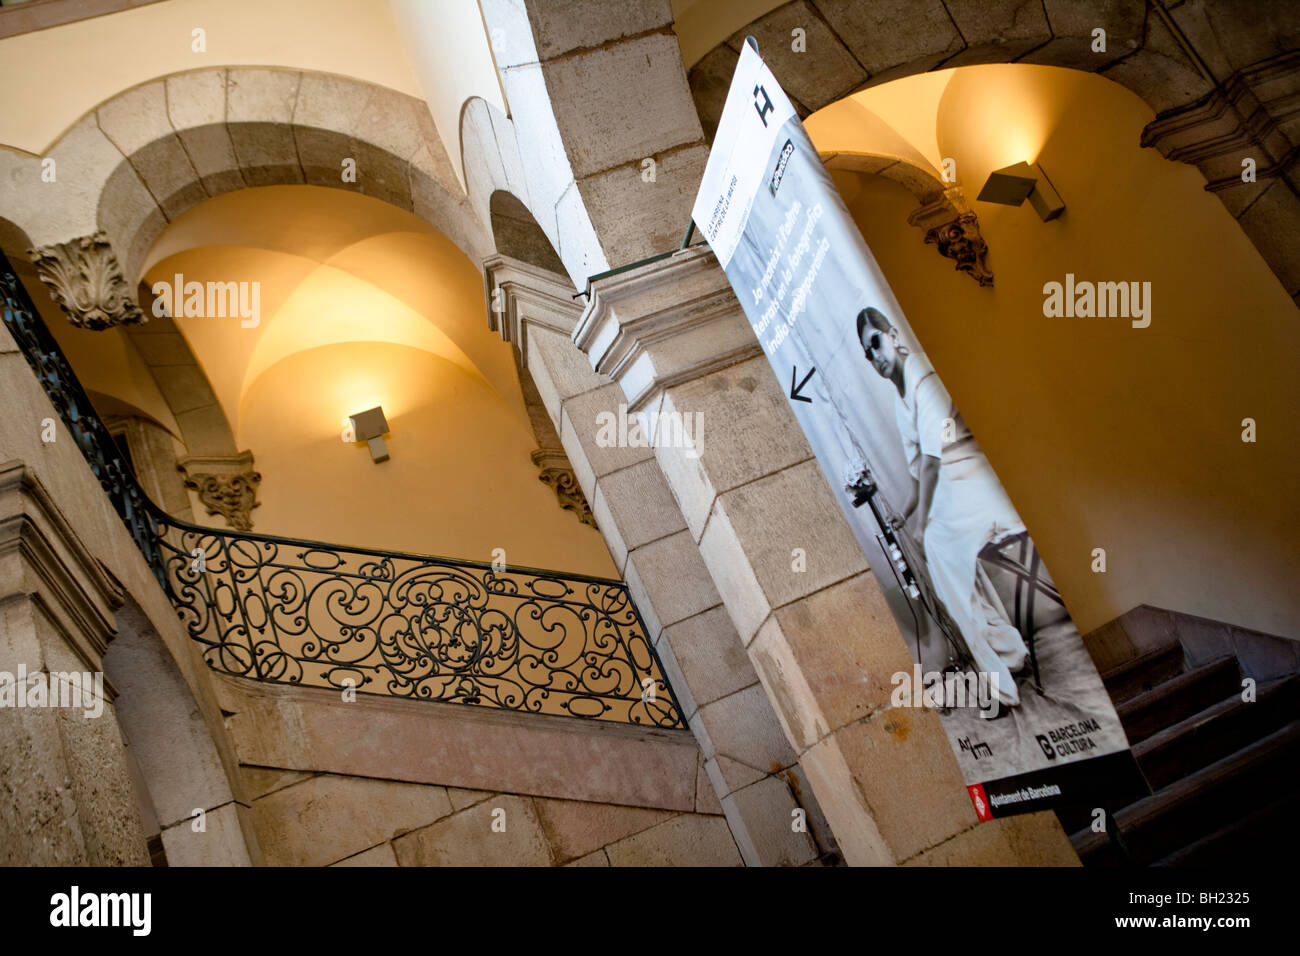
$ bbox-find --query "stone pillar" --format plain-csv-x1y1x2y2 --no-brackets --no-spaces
481,0,711,271
487,254,836,865
0,460,150,865
573,247,1079,865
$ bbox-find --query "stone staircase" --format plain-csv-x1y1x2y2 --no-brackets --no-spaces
1061,606,1300,866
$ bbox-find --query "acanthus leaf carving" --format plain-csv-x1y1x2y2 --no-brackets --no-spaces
178,452,261,532
531,449,596,529
28,231,145,331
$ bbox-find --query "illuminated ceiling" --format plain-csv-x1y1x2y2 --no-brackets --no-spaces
141,185,528,443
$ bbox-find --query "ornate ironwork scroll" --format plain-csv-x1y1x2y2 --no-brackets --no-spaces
1,250,682,728
150,519,679,725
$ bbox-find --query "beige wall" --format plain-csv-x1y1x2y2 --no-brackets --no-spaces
135,185,614,576
0,0,424,155
825,65,1300,637
239,340,614,576
389,0,506,192
671,0,787,69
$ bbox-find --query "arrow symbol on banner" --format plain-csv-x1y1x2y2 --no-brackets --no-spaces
790,366,816,403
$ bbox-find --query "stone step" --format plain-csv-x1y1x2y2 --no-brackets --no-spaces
1072,720,1300,866
1152,796,1299,866
1101,644,1186,705
1052,771,1153,838
1116,657,1241,744
1067,825,1116,866
1133,675,1300,790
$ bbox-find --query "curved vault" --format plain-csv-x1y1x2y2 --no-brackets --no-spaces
140,185,530,440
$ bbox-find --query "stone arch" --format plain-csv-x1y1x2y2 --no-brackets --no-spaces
490,190,566,275
102,69,491,287
0,216,34,273
820,149,993,286
682,0,1299,302
481,187,593,528
0,70,509,528
0,68,493,312
820,150,948,202
103,595,261,865
459,94,606,289
686,0,1212,139
126,277,238,458
470,0,704,277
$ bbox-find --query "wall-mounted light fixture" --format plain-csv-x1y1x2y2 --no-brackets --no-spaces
349,406,390,463
977,162,1065,221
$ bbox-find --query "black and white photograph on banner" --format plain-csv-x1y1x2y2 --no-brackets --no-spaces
691,40,1137,817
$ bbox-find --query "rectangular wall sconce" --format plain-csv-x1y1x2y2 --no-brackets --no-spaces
350,406,390,463
977,162,1065,221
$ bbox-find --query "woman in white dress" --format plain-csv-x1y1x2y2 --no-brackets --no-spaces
856,307,1029,707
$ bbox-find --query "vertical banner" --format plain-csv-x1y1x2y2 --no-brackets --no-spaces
691,42,1141,819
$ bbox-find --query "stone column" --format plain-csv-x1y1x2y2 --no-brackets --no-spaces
0,461,150,865
573,247,1079,865
480,0,711,272
487,254,836,865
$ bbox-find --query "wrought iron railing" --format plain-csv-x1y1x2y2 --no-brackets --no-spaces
0,255,164,580
0,250,682,728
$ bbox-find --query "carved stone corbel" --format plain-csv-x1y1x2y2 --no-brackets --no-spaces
531,448,596,528
519,365,596,529
484,258,600,530
28,231,145,330
177,452,261,532
907,188,993,288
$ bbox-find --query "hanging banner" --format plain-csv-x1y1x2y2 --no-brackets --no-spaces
691,41,1142,820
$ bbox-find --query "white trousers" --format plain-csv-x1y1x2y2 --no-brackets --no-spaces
923,454,1029,706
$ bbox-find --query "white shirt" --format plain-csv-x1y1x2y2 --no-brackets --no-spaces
894,352,976,479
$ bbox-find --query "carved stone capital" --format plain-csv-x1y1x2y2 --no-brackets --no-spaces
28,232,145,330
907,188,993,287
483,255,587,389
177,452,261,532
531,448,596,528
